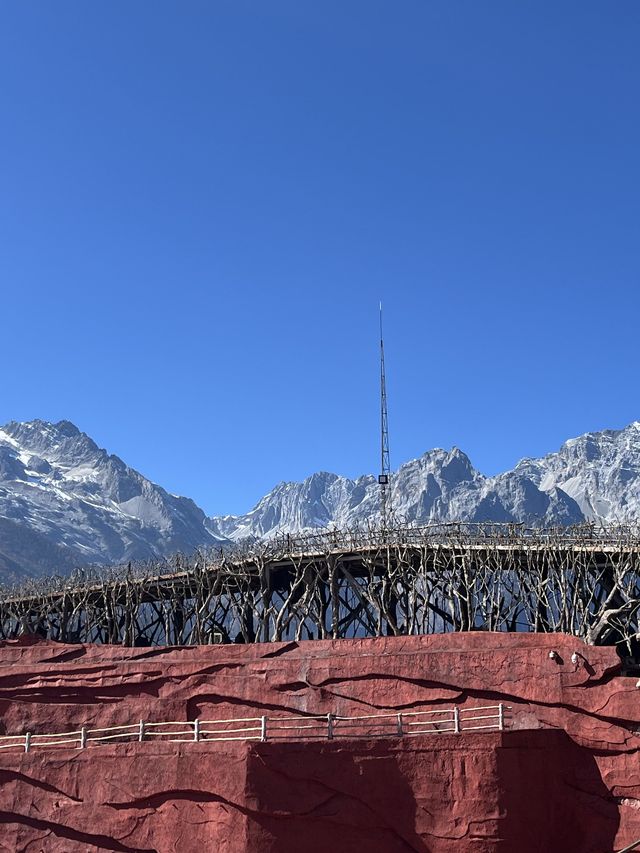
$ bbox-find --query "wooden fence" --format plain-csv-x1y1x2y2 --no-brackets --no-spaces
0,704,510,753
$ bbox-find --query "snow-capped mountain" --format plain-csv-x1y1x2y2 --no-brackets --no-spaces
0,420,223,579
514,422,640,522
209,423,640,540
1,418,640,579
206,446,585,539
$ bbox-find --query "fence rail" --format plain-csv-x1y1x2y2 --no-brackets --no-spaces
0,704,511,754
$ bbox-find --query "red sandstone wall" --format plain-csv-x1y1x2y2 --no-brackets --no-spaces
0,731,621,853
0,633,638,851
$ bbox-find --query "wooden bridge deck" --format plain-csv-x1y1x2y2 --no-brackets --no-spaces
1,523,639,647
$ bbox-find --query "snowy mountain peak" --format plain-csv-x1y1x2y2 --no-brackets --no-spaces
209,423,640,540
1,419,101,467
1,418,640,579
513,421,640,522
0,419,223,579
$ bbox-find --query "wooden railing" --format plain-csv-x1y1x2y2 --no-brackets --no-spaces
616,841,640,853
0,704,511,753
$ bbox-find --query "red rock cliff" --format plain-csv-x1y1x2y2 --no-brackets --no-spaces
0,633,638,852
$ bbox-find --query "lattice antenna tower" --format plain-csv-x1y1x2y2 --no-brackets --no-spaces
378,302,392,527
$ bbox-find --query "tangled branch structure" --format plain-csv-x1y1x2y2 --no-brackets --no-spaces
1,523,639,651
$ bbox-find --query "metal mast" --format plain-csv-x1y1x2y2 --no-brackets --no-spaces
378,302,392,527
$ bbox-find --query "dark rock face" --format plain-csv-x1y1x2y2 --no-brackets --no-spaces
0,633,638,851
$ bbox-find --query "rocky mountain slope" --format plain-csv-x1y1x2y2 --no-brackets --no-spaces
0,420,223,579
514,423,640,522
207,448,582,539
1,419,639,578
209,422,640,539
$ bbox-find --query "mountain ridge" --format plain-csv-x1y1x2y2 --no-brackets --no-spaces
0,419,224,579
1,418,639,579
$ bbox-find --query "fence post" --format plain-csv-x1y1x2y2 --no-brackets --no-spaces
453,707,460,734
24,732,31,754
138,720,145,742
260,716,267,743
193,719,200,742
498,703,504,731
80,727,87,749
327,713,334,740
396,713,404,736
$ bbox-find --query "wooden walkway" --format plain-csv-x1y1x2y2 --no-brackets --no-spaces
1,523,639,648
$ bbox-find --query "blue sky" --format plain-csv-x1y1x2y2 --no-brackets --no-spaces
1,2,639,516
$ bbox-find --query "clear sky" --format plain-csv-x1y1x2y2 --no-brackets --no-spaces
1,2,639,516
